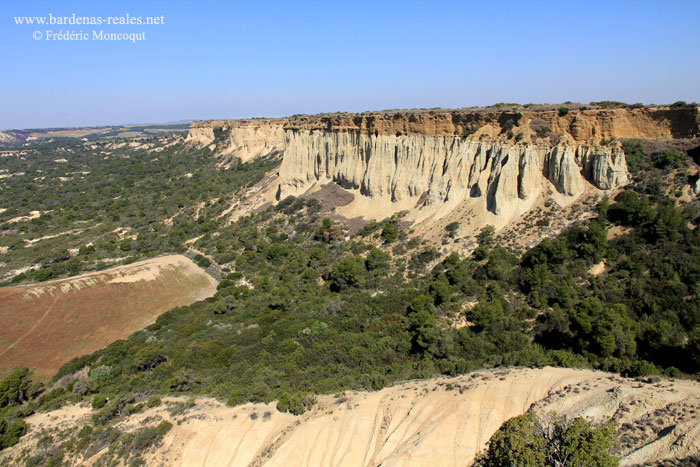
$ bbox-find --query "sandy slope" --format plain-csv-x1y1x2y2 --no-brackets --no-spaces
143,367,699,466
0,255,217,378
4,367,698,466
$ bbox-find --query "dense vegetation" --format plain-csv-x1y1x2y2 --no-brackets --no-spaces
0,365,173,465
0,133,699,461
0,137,278,283
0,369,41,450
40,178,700,413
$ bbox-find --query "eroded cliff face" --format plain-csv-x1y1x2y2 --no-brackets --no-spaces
189,106,698,233
186,119,285,162
274,106,698,230
6,368,699,467
283,106,700,142
279,133,627,222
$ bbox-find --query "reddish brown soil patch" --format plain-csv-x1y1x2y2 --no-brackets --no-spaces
0,255,217,379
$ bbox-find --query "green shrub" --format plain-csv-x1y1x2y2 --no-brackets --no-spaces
276,392,315,415
358,219,381,236
381,222,399,243
146,396,161,408
621,139,646,173
445,222,460,238
654,148,684,170
91,394,107,410
0,418,27,449
477,412,618,467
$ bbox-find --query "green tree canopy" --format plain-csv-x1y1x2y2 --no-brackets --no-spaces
478,412,618,467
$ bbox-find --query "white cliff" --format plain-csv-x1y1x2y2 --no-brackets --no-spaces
186,106,699,234
278,131,628,225
186,119,285,162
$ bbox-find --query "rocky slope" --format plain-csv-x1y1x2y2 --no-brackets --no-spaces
0,130,29,146
4,367,699,466
189,106,699,239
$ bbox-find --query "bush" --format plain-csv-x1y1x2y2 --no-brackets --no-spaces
193,254,211,268
358,219,381,236
558,107,569,117
445,222,460,238
0,418,27,449
621,139,645,173
654,148,684,170
477,412,618,467
381,222,399,243
276,392,315,415
478,225,495,246
529,119,551,138
91,394,107,410
119,238,132,252
146,396,161,408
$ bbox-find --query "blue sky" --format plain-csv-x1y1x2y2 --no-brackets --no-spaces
1,0,699,129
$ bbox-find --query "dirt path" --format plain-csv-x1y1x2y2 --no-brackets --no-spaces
0,293,60,359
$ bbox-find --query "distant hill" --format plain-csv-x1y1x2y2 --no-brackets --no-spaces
0,122,190,146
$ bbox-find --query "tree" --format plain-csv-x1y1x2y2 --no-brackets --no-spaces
408,307,438,353
478,225,496,247
570,298,637,358
654,148,684,170
365,247,390,272
477,412,618,467
328,256,366,292
0,368,37,450
689,326,700,367
381,222,399,243
445,221,460,238
0,418,27,449
621,139,645,173
429,276,451,305
0,368,35,409
119,238,132,252
468,298,504,332
478,412,546,466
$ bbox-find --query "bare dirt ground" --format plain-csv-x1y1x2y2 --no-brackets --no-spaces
0,255,217,379
4,367,698,466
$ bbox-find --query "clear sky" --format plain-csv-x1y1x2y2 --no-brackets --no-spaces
2,0,699,129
